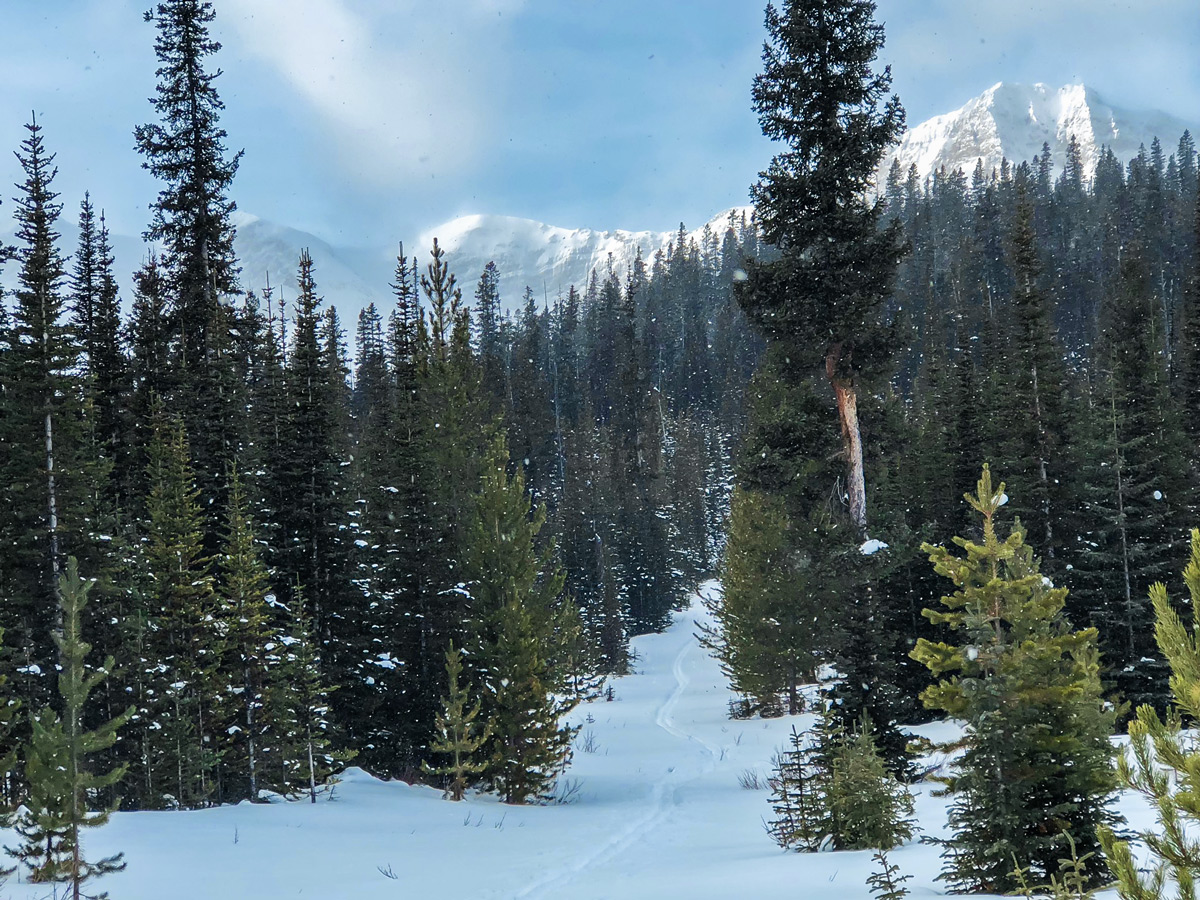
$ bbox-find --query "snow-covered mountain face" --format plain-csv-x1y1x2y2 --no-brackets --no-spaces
880,82,1195,184
3,82,1192,330
229,208,752,326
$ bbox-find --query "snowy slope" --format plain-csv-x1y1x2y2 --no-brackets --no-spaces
0,583,1157,900
881,82,1195,184
0,208,751,329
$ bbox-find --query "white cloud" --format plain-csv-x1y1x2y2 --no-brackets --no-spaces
220,0,523,187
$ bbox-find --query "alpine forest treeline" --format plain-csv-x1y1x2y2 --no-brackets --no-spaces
0,0,759,827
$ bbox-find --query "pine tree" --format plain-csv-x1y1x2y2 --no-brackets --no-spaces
464,435,585,804
912,466,1118,893
9,558,131,897
702,487,826,714
139,410,222,808
824,718,915,851
275,592,348,803
866,850,912,900
766,725,830,851
1100,529,1200,900
422,643,490,802
134,0,244,513
0,115,95,712
738,0,906,538
1072,246,1191,712
216,467,282,802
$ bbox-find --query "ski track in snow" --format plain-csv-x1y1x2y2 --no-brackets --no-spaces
512,596,722,899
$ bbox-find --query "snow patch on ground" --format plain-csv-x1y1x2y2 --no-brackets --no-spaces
1,580,1159,899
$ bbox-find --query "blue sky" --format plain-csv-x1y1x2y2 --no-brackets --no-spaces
1,0,1197,248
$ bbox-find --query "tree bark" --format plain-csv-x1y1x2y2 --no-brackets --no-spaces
826,345,867,539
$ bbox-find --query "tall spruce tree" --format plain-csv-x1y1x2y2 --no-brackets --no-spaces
0,116,95,712
912,467,1118,893
215,467,283,802
738,0,906,538
1072,246,1191,713
134,0,244,513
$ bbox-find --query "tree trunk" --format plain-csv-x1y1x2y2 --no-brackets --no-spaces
826,345,867,539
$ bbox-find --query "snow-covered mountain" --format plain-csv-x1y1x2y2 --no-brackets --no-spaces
881,81,1195,184
3,81,1193,329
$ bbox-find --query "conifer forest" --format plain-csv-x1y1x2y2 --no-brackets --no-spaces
2,0,1200,897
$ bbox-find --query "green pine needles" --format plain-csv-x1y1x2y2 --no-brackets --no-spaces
8,558,133,898
1100,528,1200,899
767,705,914,853
912,465,1118,893
423,643,491,802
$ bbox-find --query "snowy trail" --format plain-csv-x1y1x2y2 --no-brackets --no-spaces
9,578,1141,900
513,605,721,899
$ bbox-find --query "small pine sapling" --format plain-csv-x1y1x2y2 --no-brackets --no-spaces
8,558,133,898
277,591,355,803
423,643,491,801
867,849,912,900
766,725,828,851
913,466,1117,893
1012,832,1099,900
824,714,915,851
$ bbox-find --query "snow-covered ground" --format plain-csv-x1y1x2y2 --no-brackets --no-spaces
0,581,1159,898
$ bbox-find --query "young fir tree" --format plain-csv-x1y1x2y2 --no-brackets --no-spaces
823,716,915,851
912,466,1118,893
1100,529,1200,899
866,849,912,900
275,591,348,803
9,558,131,897
422,643,490,802
702,486,825,714
766,725,830,851
216,467,282,802
766,705,914,852
737,0,906,539
139,410,222,808
464,435,585,804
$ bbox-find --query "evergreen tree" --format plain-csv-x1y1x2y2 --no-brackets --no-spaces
134,0,244,513
275,592,348,803
1072,246,1191,712
738,0,906,537
702,487,826,714
463,436,585,804
215,467,282,802
1101,529,1200,899
912,466,1118,893
9,558,131,897
866,850,912,900
766,725,830,851
139,410,221,808
0,116,94,711
422,643,490,802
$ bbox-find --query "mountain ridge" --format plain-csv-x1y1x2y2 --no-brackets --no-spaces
3,82,1193,327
